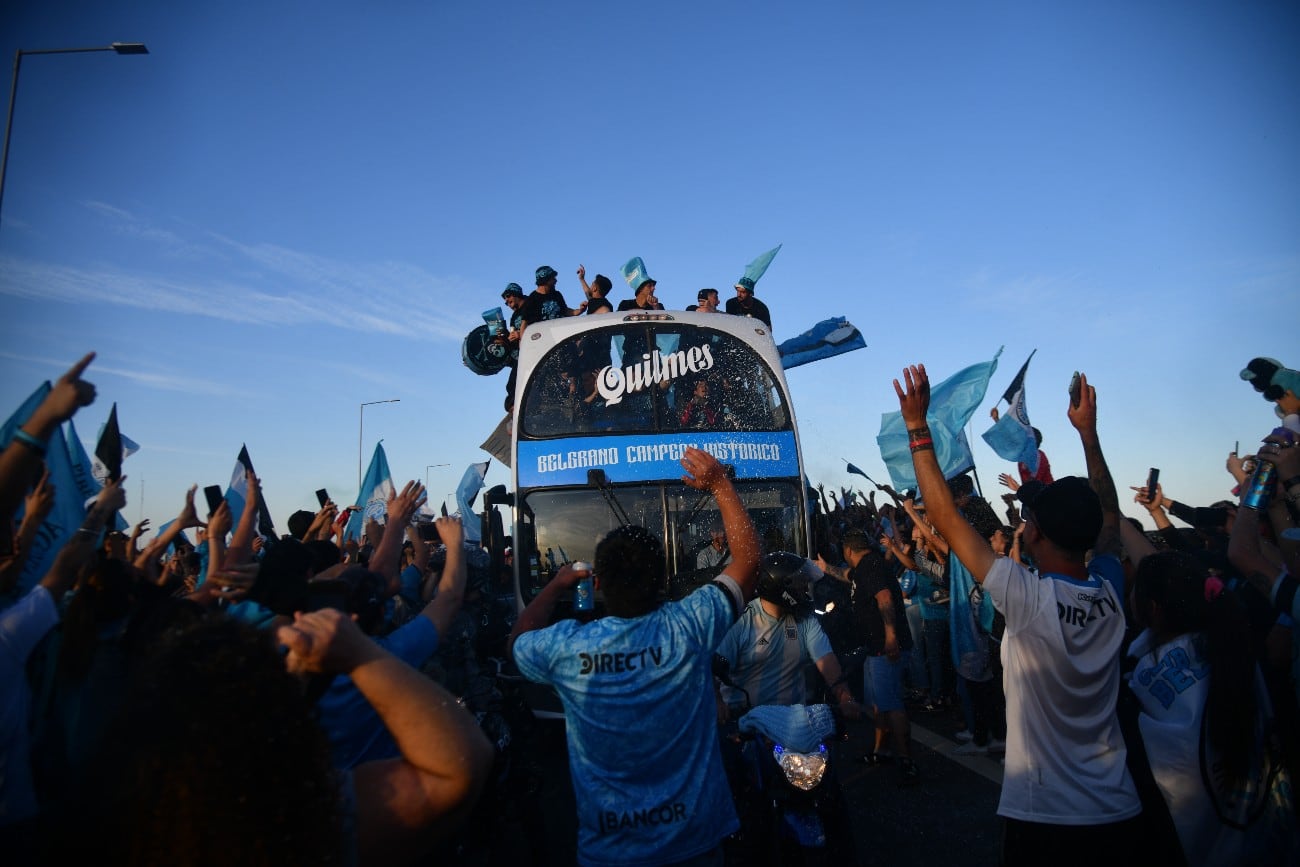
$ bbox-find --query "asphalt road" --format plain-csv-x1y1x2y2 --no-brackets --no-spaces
445,695,1005,866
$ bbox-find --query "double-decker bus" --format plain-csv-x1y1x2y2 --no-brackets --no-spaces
508,310,810,633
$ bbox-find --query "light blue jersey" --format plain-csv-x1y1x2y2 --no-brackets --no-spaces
513,581,742,867
716,599,832,710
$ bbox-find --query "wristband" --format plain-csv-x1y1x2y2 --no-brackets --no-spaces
12,429,47,455
909,438,934,452
907,425,931,438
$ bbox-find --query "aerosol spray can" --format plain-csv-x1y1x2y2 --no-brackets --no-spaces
1242,458,1278,511
572,562,594,612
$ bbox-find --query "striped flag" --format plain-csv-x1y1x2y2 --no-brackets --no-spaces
981,351,1039,473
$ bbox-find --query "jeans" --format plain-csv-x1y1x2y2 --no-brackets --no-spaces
922,617,951,698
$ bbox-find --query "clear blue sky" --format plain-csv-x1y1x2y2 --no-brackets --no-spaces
2,1,1296,536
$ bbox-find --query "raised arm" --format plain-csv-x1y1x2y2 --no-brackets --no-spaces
41,476,127,603
370,481,427,596
421,516,467,637
684,447,760,599
894,365,996,582
277,609,491,861
135,485,206,571
0,353,97,545
1067,372,1122,560
226,470,261,566
0,468,56,594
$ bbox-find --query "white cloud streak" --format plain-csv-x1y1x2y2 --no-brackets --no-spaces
0,203,481,342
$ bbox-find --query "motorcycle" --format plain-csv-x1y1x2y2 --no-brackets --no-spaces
717,661,856,866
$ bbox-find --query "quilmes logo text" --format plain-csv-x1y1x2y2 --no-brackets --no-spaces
596,345,715,406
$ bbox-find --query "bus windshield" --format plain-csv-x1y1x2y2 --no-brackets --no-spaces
516,479,805,604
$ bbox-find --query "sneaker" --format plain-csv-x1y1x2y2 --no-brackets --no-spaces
986,738,1006,754
953,729,974,742
898,759,920,787
954,740,988,756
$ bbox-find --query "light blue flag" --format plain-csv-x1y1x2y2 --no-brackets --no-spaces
454,461,490,544
17,423,86,596
66,419,128,531
1,383,50,447
154,519,193,556
778,317,867,370
981,351,1038,473
739,243,783,288
947,552,995,682
876,349,1002,491
346,442,394,542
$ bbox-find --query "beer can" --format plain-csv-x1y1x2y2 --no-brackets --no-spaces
1242,460,1277,511
572,561,594,611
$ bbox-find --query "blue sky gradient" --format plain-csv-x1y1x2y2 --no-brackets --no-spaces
2,1,1296,533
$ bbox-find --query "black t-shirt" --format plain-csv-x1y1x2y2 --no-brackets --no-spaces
520,289,570,326
585,297,613,315
849,552,913,655
617,298,664,312
724,296,772,328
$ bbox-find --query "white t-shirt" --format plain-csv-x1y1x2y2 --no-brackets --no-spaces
983,555,1141,825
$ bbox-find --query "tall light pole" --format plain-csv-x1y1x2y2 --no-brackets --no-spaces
425,463,449,491
1,42,149,226
358,399,399,489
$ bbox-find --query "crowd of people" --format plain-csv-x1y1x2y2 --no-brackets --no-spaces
3,348,1300,866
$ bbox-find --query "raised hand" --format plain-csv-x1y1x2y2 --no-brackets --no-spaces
93,474,128,516
42,352,98,424
997,473,1021,492
277,608,375,676
177,484,205,529
207,500,232,538
1067,372,1098,433
433,515,463,549
386,481,428,527
892,365,930,429
680,447,728,493
24,468,55,523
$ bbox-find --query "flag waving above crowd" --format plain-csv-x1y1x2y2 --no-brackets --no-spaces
981,350,1039,473
876,349,1003,492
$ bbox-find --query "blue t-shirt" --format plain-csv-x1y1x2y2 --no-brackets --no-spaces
316,616,439,769
716,598,832,709
513,581,742,867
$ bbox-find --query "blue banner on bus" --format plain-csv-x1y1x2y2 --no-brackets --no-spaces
518,431,800,488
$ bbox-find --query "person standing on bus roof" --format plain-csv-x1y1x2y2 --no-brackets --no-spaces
577,264,615,315
726,277,772,328
687,288,720,313
618,256,665,312
508,447,761,867
520,265,581,332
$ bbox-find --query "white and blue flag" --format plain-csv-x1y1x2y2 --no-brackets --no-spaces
778,317,866,370
346,442,394,542
454,460,490,544
224,444,276,539
981,350,1039,473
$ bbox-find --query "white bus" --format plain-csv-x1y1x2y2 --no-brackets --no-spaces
509,310,812,620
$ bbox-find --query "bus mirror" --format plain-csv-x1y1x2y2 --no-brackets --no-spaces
483,484,513,507
587,469,608,488
724,464,736,480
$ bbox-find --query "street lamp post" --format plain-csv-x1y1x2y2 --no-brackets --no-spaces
425,463,449,491
358,399,400,489
0,42,149,226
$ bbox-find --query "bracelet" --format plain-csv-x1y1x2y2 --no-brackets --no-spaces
906,425,931,438
909,439,934,453
76,527,100,537
12,429,47,455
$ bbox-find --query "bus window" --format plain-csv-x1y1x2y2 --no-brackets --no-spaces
521,324,789,439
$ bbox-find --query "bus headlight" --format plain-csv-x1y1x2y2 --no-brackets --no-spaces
772,743,828,791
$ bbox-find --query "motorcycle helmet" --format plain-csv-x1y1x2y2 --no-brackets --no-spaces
755,551,817,616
